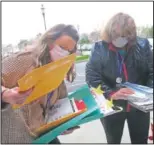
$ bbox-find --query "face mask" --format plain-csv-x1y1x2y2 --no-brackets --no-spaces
49,45,70,61
112,37,128,48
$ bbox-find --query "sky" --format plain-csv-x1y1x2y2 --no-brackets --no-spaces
2,2,153,45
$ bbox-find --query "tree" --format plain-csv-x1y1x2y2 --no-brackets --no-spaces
35,33,42,40
79,33,90,44
2,44,13,57
137,26,153,38
78,33,90,55
18,39,29,50
89,30,101,43
149,26,153,38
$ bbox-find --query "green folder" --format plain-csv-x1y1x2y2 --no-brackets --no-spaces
32,84,121,144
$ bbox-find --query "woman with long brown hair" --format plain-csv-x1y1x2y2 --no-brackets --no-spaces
1,24,79,144
86,13,153,144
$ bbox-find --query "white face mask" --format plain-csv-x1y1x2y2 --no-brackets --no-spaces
112,37,128,48
49,45,70,61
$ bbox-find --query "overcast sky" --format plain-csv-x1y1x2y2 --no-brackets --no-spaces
2,2,153,45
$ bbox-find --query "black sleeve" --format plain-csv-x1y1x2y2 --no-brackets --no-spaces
145,39,153,88
85,42,116,98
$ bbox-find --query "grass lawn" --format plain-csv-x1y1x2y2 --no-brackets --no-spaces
76,55,89,62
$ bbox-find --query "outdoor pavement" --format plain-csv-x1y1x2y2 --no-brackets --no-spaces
59,62,153,143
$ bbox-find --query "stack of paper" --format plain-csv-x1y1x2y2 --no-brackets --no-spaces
46,98,87,123
46,98,76,123
122,82,153,113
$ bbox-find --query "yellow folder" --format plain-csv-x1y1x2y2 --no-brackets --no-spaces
35,109,86,135
13,54,76,109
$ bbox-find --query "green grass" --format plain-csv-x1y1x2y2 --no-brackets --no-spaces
76,55,89,62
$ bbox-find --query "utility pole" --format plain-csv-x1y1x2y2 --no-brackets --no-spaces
41,4,47,31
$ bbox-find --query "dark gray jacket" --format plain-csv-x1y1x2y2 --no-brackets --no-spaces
86,37,153,111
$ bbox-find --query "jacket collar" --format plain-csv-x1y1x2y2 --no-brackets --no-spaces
109,43,117,52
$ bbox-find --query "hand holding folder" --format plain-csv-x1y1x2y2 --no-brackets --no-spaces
121,82,153,112
13,52,123,143
33,85,122,144
13,54,76,109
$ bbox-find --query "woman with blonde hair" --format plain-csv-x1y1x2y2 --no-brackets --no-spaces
86,13,153,144
1,24,79,144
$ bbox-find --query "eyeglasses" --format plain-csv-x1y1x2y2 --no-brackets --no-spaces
59,46,76,54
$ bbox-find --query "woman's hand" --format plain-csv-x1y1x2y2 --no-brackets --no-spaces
111,88,134,100
67,71,76,83
2,87,33,105
66,64,76,83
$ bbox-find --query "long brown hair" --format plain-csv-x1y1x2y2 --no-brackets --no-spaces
31,24,79,66
101,12,137,47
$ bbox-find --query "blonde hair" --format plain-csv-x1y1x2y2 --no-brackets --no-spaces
34,24,79,65
24,24,79,66
101,12,137,45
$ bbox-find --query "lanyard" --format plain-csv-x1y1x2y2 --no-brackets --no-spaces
117,52,128,81
45,91,54,110
123,62,128,81
117,51,130,112
117,52,124,77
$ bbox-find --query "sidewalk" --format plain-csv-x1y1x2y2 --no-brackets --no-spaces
59,112,153,143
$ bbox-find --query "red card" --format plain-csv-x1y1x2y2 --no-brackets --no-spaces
74,100,86,110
